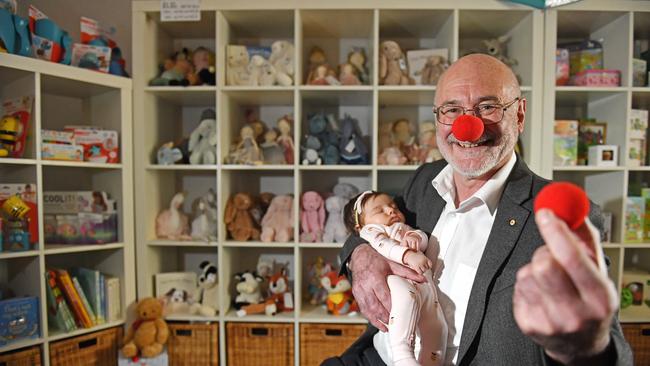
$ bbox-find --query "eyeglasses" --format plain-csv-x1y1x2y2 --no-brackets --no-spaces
433,97,521,126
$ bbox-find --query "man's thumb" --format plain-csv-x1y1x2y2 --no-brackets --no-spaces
390,262,426,283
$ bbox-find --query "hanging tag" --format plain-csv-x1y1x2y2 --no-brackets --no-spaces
161,0,200,22
345,139,356,153
399,58,407,71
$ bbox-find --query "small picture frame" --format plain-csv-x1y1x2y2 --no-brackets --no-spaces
578,121,607,164
588,144,618,167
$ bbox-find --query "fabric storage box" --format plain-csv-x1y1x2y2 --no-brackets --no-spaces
167,322,218,366
0,297,40,346
622,323,650,365
0,345,42,366
300,323,367,366
49,327,122,366
226,322,293,366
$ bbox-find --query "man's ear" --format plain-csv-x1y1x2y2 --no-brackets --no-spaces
517,97,527,134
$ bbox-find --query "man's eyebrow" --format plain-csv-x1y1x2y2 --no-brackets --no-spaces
439,96,501,106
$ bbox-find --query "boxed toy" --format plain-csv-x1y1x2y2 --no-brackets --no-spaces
553,120,578,166
43,191,116,214
629,109,648,166
570,69,620,87
643,188,650,242
1,96,33,159
625,196,645,243
556,48,570,86
71,43,111,73
561,40,603,76
0,183,38,246
622,270,650,309
64,127,119,163
41,129,74,145
0,296,40,346
588,145,618,167
41,142,83,161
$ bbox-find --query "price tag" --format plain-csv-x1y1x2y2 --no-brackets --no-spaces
345,139,356,153
161,0,200,22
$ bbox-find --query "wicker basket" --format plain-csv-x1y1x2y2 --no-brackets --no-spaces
0,345,42,366
226,322,293,366
49,327,122,366
167,322,218,366
622,323,650,365
300,323,367,366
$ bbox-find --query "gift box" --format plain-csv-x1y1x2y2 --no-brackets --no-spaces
0,296,40,346
588,145,618,167
571,69,621,87
556,48,570,86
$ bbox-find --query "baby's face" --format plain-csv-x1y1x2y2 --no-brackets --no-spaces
362,194,404,227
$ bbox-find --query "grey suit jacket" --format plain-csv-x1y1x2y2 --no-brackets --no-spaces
338,156,632,366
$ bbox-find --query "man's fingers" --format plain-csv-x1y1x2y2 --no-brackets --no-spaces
389,261,426,283
530,246,579,300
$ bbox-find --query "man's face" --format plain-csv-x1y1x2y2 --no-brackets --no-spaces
435,64,525,179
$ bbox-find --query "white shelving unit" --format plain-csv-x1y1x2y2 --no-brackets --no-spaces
0,53,135,364
132,1,544,365
542,0,650,324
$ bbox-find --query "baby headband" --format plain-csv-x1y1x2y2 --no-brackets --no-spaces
353,190,374,227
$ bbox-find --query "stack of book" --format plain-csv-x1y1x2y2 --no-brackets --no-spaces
44,268,121,333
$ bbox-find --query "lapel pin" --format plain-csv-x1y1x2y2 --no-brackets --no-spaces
509,219,516,226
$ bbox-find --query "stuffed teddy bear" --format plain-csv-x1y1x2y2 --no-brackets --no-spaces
122,297,169,359
320,271,358,316
224,192,260,241
269,40,294,86
417,55,449,86
234,271,277,317
300,191,325,242
155,192,191,240
379,41,414,86
267,267,294,312
339,115,368,164
226,45,251,86
188,108,217,165
322,195,348,243
190,261,219,317
191,189,218,241
261,195,294,242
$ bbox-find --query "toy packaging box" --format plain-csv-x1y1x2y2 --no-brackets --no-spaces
588,145,618,167
561,40,603,76
626,196,645,243
71,43,111,73
629,109,648,166
570,69,621,87
1,96,33,158
622,270,650,309
0,183,38,246
633,58,647,87
556,48,570,86
553,120,578,166
0,296,40,346
64,126,119,163
41,142,84,161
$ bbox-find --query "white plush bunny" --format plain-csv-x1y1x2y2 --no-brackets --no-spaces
322,195,348,243
269,40,294,86
189,109,217,165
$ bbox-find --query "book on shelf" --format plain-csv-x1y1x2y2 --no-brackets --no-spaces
71,267,106,324
643,188,650,242
629,109,648,167
625,197,646,243
45,270,77,332
553,120,578,166
105,275,121,322
72,276,97,326
55,269,94,328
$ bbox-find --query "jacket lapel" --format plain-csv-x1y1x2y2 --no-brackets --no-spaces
456,158,533,365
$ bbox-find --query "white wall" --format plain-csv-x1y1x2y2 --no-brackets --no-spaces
18,0,133,75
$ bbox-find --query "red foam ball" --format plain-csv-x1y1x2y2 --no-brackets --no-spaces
451,114,484,142
534,182,590,230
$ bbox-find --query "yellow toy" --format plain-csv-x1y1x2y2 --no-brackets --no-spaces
0,115,20,157
121,297,169,359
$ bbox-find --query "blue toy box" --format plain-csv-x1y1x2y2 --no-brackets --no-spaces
0,296,40,346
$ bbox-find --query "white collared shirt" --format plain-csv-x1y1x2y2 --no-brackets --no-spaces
373,152,517,365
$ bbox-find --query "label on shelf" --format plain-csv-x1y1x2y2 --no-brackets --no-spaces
160,0,200,22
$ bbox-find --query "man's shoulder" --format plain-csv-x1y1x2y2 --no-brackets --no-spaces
409,159,448,186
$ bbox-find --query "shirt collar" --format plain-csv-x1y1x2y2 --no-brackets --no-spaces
432,151,518,214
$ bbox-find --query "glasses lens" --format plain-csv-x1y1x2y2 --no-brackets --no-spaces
476,104,503,125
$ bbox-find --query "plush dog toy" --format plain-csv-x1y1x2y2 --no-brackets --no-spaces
190,261,218,316
122,297,169,358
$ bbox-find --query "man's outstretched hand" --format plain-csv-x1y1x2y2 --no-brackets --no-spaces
349,244,426,331
514,209,618,364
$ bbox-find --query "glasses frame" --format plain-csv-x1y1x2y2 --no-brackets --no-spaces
433,97,521,125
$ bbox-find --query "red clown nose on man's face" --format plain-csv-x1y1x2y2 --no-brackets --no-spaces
451,114,484,142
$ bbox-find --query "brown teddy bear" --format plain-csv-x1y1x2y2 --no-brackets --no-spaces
224,192,261,241
121,297,169,359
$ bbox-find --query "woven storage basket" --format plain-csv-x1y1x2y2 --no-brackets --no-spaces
622,323,650,365
0,345,41,366
226,322,293,366
49,327,122,366
167,322,218,366
300,323,366,366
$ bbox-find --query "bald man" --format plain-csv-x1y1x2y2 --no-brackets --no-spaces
326,54,632,366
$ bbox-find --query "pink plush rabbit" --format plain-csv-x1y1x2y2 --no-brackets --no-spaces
300,191,325,242
261,195,294,242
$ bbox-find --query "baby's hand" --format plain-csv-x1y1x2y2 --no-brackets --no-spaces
400,232,421,251
402,251,432,275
